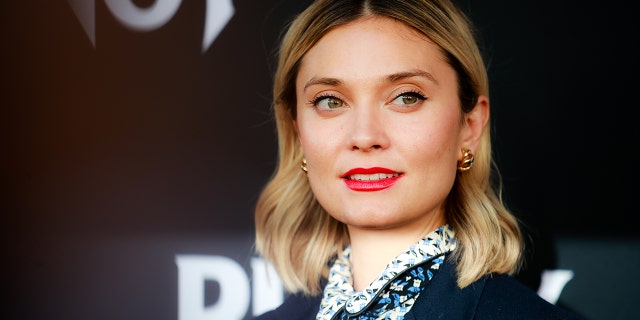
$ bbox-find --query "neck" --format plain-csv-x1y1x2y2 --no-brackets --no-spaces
347,218,444,291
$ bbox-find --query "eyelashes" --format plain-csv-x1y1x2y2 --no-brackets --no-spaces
308,94,344,110
391,90,427,106
308,90,428,111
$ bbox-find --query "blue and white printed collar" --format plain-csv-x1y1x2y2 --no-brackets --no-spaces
316,225,457,320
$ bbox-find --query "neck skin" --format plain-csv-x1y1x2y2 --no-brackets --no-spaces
347,214,445,291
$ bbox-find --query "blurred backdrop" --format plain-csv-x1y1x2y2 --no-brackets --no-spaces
2,0,638,319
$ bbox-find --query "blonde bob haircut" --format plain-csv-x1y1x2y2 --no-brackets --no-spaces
255,0,523,296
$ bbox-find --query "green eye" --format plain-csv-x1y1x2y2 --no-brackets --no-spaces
392,91,426,106
313,96,344,110
400,95,418,104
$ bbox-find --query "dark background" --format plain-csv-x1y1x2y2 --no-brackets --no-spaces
2,0,638,319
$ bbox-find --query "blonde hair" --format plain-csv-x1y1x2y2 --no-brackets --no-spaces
255,0,523,295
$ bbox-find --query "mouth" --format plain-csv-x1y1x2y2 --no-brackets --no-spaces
342,167,403,191
345,172,402,181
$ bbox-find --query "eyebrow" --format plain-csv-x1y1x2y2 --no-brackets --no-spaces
303,69,438,92
387,69,438,85
303,77,342,91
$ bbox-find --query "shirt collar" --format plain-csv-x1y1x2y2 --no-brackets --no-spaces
316,225,456,319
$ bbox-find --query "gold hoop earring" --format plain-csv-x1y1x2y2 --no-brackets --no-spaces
301,158,308,174
457,148,474,171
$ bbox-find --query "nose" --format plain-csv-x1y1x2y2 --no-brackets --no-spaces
348,107,390,151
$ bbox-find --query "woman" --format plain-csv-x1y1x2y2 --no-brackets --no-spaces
254,0,583,319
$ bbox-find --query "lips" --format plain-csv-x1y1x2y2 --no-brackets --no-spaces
342,167,403,191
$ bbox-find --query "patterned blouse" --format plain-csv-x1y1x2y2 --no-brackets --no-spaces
316,225,456,320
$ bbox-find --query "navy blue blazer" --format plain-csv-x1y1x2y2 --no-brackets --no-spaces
253,258,585,319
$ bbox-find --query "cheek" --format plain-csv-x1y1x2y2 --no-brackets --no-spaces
404,117,458,146
297,113,344,156
298,126,336,168
402,119,462,164
302,142,335,173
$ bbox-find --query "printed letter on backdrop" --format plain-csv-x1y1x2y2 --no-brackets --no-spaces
176,255,250,320
251,257,284,316
104,0,182,31
69,0,233,51
203,0,234,52
537,269,575,304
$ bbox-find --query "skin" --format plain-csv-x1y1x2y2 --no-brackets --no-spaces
294,16,488,290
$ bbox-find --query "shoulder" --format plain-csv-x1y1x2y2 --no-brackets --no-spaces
252,292,321,320
478,273,584,319
407,258,585,320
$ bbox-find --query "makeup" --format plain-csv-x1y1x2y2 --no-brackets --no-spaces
342,167,403,191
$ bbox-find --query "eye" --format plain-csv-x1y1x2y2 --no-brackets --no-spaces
310,94,345,110
391,91,427,106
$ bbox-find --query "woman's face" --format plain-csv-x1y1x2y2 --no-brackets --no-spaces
295,16,485,234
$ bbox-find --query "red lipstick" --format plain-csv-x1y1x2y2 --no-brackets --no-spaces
342,167,403,192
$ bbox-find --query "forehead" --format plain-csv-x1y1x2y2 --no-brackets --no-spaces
297,16,450,84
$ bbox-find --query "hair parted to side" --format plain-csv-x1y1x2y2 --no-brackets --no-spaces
255,0,523,296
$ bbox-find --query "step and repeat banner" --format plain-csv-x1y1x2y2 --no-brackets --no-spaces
3,1,638,320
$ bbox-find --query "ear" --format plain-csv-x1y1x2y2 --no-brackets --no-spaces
460,95,489,151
